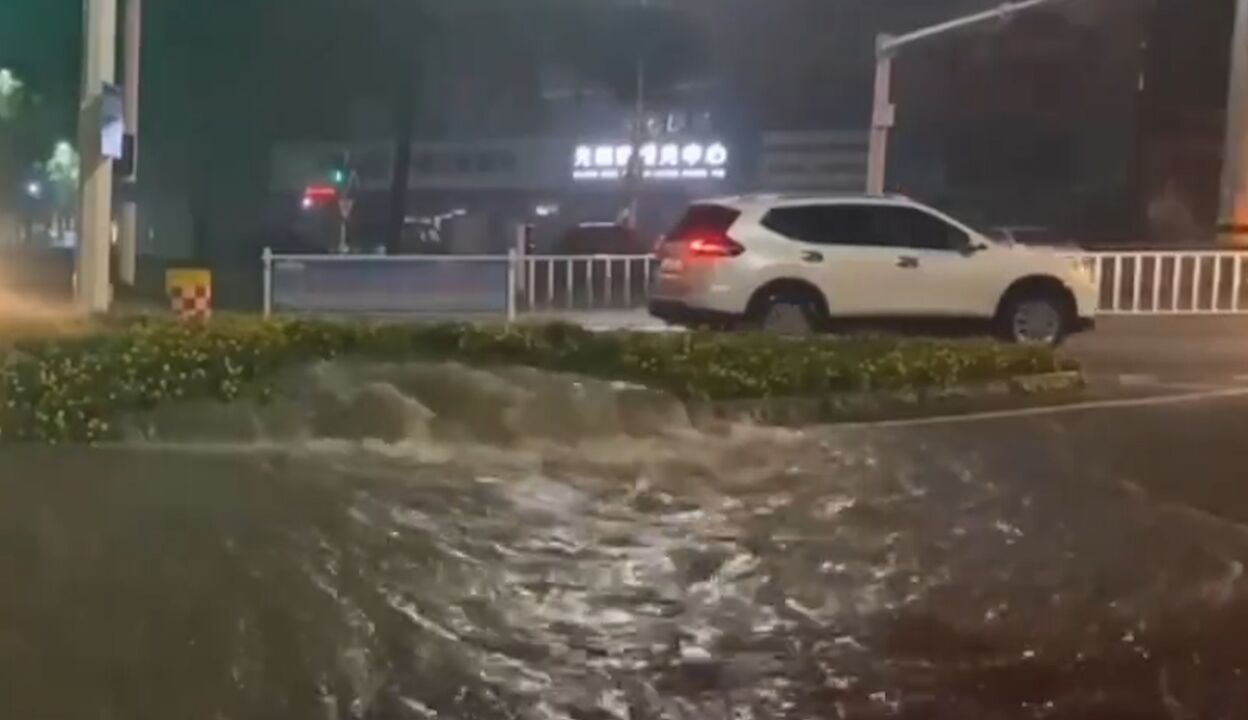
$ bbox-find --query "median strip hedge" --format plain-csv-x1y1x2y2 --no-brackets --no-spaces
0,319,1073,443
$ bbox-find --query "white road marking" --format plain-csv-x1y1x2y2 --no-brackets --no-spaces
585,324,677,333
1104,374,1234,392
839,385,1248,430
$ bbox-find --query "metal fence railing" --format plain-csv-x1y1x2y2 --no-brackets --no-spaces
1083,251,1248,315
263,249,1248,320
516,255,655,312
262,250,654,318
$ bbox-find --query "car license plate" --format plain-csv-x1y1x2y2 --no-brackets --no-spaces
660,257,684,272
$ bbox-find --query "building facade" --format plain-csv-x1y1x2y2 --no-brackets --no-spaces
272,0,1236,253
271,127,817,254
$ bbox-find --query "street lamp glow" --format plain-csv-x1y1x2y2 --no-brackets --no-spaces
0,68,21,97
25,181,43,199
0,68,24,120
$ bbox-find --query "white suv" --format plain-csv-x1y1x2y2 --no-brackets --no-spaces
648,194,1098,344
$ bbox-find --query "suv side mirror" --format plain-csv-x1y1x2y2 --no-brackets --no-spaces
961,241,989,257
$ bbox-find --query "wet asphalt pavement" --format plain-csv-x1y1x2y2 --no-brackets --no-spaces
546,310,1248,387
4,358,1248,718
1066,316,1248,385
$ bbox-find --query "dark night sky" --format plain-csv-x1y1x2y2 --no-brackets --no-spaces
0,0,1238,249
0,0,80,140
1,0,1235,146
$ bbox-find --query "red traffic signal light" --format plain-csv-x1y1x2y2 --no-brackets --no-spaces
301,185,338,210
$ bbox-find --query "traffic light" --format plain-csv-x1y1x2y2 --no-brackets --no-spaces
301,184,337,210
330,168,346,186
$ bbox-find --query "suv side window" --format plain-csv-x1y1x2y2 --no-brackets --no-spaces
762,205,877,247
872,206,970,252
761,206,822,244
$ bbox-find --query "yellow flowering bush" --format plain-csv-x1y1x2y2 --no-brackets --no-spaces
0,319,1072,443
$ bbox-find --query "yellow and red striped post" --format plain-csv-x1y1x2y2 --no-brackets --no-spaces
165,268,212,320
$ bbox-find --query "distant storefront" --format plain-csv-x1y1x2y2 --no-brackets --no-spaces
270,128,867,253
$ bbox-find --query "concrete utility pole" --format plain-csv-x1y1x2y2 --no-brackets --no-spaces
866,37,895,196
867,0,1073,195
76,0,118,313
1218,0,1248,247
119,0,142,284
624,0,650,232
625,56,646,231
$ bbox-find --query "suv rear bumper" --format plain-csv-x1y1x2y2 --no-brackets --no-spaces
649,300,743,327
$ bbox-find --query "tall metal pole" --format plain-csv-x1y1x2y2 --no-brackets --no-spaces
866,36,895,196
119,0,141,284
76,0,117,313
1218,0,1248,247
624,0,649,232
625,56,646,230
864,0,1072,195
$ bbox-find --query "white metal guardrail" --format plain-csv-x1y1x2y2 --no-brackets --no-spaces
263,249,1248,319
1084,251,1248,315
263,250,653,318
516,255,656,312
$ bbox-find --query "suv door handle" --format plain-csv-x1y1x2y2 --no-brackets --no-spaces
800,250,824,263
896,255,919,269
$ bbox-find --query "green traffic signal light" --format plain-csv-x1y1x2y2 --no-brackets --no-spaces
330,169,346,185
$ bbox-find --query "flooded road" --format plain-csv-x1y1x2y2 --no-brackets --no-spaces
2,362,1247,719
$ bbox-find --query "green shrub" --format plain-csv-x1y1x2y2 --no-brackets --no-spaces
0,319,1072,443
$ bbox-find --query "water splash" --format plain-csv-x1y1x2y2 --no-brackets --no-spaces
4,362,1248,718
0,268,86,340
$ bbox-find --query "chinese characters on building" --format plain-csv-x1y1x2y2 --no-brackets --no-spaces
573,141,729,181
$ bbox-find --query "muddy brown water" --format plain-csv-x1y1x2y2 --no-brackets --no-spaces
1,362,1245,719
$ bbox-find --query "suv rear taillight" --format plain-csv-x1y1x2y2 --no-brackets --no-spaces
663,204,744,259
687,235,745,257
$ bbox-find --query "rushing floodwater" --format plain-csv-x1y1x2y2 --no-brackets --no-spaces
2,362,1247,719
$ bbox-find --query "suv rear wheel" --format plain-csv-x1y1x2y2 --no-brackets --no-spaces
748,285,827,336
760,301,813,335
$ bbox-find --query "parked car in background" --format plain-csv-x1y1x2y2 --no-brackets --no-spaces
649,194,1098,345
987,225,1083,250
554,223,649,256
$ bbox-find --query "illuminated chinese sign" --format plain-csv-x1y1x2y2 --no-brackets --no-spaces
572,141,729,182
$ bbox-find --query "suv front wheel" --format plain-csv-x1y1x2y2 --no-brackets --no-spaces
998,291,1069,346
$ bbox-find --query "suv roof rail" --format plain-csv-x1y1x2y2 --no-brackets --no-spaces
703,191,917,206
776,192,914,202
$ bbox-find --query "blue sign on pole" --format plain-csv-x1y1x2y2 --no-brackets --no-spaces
272,257,513,317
